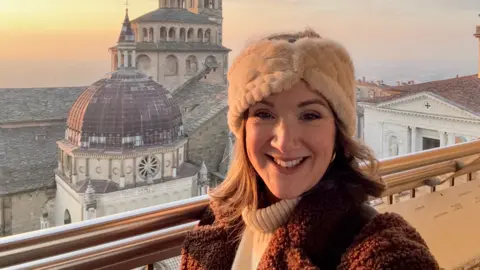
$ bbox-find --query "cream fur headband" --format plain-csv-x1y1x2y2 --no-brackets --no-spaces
227,34,357,138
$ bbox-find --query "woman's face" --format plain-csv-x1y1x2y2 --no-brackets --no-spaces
245,80,336,201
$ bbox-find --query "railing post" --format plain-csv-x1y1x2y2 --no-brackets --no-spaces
410,188,416,199
450,177,455,187
146,263,155,270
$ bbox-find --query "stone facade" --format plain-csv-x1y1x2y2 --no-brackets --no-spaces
360,92,480,159
0,188,55,236
110,3,229,92
186,108,228,172
132,51,226,91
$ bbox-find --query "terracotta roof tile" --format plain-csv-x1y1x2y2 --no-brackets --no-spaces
360,75,480,114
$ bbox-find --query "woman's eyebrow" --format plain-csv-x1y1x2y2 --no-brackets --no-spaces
297,99,327,108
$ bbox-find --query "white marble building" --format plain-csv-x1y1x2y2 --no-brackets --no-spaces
358,23,480,160
359,90,480,159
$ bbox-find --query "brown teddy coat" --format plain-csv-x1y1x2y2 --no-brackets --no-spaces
180,177,440,270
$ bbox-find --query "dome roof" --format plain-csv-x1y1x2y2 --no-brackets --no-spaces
66,68,183,149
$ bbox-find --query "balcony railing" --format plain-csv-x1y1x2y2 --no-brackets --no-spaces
2,140,480,269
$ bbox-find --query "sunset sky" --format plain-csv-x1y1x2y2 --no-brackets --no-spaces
1,0,480,88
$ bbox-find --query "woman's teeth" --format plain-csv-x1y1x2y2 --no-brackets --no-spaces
273,158,305,168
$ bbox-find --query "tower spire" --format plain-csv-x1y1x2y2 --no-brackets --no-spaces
116,3,136,70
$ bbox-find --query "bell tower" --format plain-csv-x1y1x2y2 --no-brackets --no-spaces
185,0,223,44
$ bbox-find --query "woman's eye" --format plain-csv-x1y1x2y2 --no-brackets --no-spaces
301,112,321,121
254,111,274,119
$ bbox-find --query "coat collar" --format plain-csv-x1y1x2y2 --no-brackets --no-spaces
181,178,359,270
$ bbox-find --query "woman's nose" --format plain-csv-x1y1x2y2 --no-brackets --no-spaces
271,120,300,153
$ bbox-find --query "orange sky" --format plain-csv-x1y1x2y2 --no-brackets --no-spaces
1,0,480,87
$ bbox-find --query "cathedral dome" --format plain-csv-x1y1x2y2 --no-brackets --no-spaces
66,68,183,149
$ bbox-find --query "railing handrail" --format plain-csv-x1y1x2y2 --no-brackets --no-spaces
0,195,208,267
2,140,480,268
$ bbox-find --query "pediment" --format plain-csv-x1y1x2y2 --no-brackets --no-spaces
376,92,479,119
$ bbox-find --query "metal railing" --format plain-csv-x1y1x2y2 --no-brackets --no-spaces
2,140,480,269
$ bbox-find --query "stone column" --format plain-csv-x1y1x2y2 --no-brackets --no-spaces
117,50,122,68
123,51,128,67
120,159,125,189
132,50,136,68
410,126,417,153
439,131,447,147
447,133,455,145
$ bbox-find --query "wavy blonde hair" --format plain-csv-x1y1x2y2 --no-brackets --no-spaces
209,29,386,226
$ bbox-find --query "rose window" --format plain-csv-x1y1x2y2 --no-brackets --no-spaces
139,155,159,179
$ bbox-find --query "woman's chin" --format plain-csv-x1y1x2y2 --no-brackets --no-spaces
267,188,303,201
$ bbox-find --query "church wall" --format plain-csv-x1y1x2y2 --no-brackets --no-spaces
0,124,65,177
162,152,173,177
187,108,228,172
136,51,227,92
87,159,109,180
2,188,55,236
111,159,122,184
54,176,82,226
364,107,480,159
97,176,194,216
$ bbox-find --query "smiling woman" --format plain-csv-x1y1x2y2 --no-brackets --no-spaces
180,28,440,270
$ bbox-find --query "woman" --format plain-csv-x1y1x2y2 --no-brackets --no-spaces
180,29,439,270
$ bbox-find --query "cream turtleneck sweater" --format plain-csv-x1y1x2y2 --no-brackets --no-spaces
231,198,301,270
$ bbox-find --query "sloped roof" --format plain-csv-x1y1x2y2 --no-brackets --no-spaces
0,166,56,195
132,8,216,25
0,87,84,124
360,75,480,115
173,81,227,135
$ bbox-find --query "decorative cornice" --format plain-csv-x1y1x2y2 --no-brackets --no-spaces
57,137,189,159
360,104,480,124
365,92,480,119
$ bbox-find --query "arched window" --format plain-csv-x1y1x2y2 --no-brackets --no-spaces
160,27,167,41
136,54,152,75
187,28,194,42
197,28,204,42
180,28,186,42
64,209,71,224
165,55,179,76
204,29,211,43
205,55,217,67
142,28,148,42
149,27,154,42
168,27,176,41
186,55,198,74
204,0,214,8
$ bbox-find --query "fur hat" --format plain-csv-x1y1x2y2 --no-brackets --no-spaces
227,30,357,138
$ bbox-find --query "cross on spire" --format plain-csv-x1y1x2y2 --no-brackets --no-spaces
125,0,129,9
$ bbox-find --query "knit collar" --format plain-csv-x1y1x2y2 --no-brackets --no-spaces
242,198,301,233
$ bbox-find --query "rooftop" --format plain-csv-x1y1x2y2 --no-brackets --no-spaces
66,68,183,149
0,87,84,124
360,75,480,116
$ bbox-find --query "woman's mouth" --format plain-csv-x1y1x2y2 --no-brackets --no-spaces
266,155,309,174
